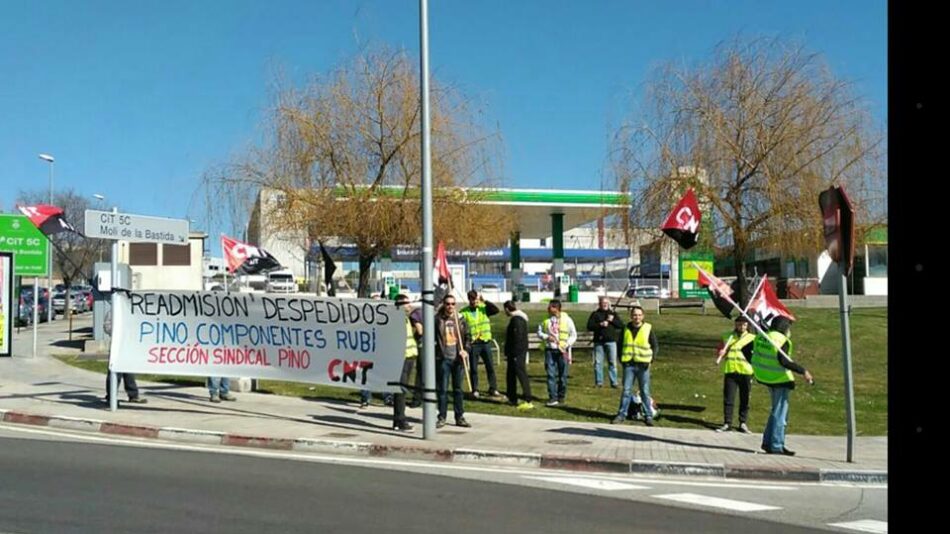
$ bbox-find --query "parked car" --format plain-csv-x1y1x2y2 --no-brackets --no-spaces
626,285,671,299
16,295,35,326
16,294,55,326
52,291,88,314
266,269,297,293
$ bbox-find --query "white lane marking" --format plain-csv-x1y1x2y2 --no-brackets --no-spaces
1,423,869,493
1,423,801,490
828,520,888,533
525,475,649,491
654,493,781,512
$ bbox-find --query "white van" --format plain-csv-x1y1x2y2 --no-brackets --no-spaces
266,270,297,293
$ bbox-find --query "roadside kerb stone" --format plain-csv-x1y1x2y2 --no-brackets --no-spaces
631,460,726,478
454,448,542,467
158,427,227,445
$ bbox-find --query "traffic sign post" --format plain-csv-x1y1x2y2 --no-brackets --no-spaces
818,185,857,463
84,208,189,412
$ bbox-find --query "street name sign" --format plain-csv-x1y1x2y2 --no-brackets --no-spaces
84,210,189,245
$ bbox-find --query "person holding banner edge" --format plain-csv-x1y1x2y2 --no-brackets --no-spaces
392,294,419,432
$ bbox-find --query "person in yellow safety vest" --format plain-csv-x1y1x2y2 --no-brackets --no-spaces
459,289,502,399
751,315,814,456
392,294,420,432
537,299,577,406
714,316,756,433
611,305,659,426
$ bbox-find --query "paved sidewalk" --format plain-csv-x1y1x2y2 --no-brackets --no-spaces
0,317,886,483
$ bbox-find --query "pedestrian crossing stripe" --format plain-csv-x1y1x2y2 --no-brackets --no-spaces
654,493,781,512
827,520,887,533
524,475,649,491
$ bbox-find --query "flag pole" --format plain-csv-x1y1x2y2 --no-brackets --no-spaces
691,262,797,364
447,278,473,393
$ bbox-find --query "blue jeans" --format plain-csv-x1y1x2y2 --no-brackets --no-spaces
617,363,654,419
436,358,465,421
468,341,498,392
544,349,568,401
763,386,791,451
593,342,618,386
208,377,230,396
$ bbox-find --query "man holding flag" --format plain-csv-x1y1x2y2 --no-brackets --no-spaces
714,316,756,433
751,315,814,456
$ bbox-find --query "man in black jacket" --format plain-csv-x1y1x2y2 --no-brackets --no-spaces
503,300,533,409
587,296,624,388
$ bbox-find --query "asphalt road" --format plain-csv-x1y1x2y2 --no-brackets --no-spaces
0,430,835,534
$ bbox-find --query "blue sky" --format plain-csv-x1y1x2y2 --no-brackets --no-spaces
0,0,886,253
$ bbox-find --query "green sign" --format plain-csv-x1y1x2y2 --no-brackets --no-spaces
679,252,714,299
0,214,49,277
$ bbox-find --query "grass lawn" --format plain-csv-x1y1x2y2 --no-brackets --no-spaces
57,306,887,436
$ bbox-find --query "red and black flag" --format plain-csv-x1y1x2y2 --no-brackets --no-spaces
17,204,83,236
744,275,795,331
434,240,452,288
695,262,736,319
319,241,337,297
661,188,701,249
221,235,281,275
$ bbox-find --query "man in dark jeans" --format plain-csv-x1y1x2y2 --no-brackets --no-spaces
434,294,471,428
503,300,533,409
586,296,624,388
458,290,501,398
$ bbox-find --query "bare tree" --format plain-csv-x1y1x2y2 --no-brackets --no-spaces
611,36,886,304
207,47,515,296
15,188,107,314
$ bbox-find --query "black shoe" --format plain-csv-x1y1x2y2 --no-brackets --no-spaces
644,418,654,427
456,417,471,428
408,400,422,408
765,447,796,456
127,397,148,404
436,418,446,429
393,423,414,432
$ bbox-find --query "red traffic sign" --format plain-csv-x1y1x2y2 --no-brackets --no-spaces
818,185,856,275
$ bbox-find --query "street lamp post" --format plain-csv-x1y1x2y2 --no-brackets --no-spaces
39,153,55,322
93,194,106,261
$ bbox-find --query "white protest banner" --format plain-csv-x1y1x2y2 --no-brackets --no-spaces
110,291,406,392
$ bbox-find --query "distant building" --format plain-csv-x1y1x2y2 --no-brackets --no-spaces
119,231,206,290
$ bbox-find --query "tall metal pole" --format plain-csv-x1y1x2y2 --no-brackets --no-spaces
32,277,38,358
419,0,437,439
46,159,54,322
109,207,119,412
839,269,856,462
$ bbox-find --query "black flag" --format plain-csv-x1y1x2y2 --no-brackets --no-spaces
320,242,337,297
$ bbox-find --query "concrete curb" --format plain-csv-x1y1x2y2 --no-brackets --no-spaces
0,409,886,484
